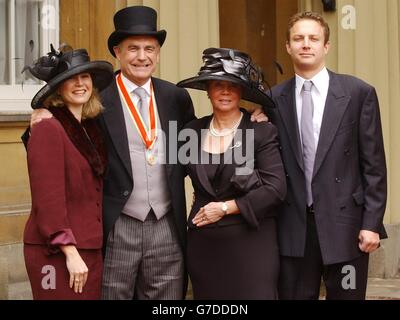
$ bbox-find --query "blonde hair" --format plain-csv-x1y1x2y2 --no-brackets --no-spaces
287,12,330,45
44,87,104,120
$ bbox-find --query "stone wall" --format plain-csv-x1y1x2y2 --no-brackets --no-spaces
369,223,400,279
0,243,32,300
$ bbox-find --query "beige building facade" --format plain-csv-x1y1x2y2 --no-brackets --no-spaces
0,0,399,299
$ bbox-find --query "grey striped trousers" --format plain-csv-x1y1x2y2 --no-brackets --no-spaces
101,211,185,300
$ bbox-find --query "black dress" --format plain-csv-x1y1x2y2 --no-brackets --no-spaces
185,113,286,300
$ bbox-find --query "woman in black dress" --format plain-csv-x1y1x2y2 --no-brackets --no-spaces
177,48,287,299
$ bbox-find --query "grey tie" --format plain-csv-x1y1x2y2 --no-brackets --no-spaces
134,87,149,129
301,80,315,206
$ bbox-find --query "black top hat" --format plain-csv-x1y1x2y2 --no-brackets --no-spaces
108,6,167,57
177,48,274,107
24,45,114,109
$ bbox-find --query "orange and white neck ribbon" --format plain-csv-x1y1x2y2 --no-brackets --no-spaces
116,73,157,150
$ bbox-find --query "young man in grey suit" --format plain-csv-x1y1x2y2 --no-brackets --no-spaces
267,12,387,299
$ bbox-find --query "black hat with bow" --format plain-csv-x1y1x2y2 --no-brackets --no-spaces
177,47,274,107
107,6,166,57
23,44,114,109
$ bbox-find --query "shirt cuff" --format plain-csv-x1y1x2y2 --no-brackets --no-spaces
48,229,77,254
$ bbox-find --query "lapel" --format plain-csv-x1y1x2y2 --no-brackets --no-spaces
152,77,174,179
193,116,217,198
152,77,170,143
275,78,304,171
196,166,218,198
193,114,249,198
101,76,132,179
313,71,351,177
216,112,247,174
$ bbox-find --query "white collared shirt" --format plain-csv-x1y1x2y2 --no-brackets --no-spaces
295,67,330,148
120,73,152,105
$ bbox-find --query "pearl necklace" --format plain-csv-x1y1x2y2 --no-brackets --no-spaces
209,112,243,137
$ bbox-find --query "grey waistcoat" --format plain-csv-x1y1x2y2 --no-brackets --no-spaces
120,93,172,221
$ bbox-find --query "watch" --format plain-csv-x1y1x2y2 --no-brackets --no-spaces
221,202,228,215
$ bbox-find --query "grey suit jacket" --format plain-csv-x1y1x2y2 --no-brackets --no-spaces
267,70,387,265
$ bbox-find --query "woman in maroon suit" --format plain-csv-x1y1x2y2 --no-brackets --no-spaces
177,48,286,299
23,46,113,299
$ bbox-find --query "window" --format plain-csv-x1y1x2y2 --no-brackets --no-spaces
0,0,59,111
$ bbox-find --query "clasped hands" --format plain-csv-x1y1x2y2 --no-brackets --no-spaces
192,202,226,227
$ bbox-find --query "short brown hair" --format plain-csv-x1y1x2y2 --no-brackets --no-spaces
286,12,330,45
44,88,104,120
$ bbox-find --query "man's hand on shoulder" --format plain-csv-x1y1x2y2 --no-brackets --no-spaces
250,107,269,123
31,108,53,127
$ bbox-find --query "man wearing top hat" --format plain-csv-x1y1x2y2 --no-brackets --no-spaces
99,6,195,299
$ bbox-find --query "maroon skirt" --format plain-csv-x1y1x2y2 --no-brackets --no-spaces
24,244,103,300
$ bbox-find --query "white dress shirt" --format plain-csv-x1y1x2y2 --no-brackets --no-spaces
295,67,330,148
120,73,152,104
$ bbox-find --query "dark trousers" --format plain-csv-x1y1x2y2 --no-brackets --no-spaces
278,212,369,300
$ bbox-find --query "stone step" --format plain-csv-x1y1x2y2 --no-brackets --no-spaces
7,281,32,300
366,277,400,300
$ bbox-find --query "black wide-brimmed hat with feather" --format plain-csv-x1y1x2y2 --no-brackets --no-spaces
23,44,114,109
177,48,274,107
108,6,166,57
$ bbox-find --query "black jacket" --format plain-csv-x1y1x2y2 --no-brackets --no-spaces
98,73,195,251
267,70,387,264
183,112,287,230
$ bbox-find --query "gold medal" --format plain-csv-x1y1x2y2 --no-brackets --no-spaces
147,154,156,165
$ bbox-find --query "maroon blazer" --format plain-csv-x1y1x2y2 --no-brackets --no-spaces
24,113,105,251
